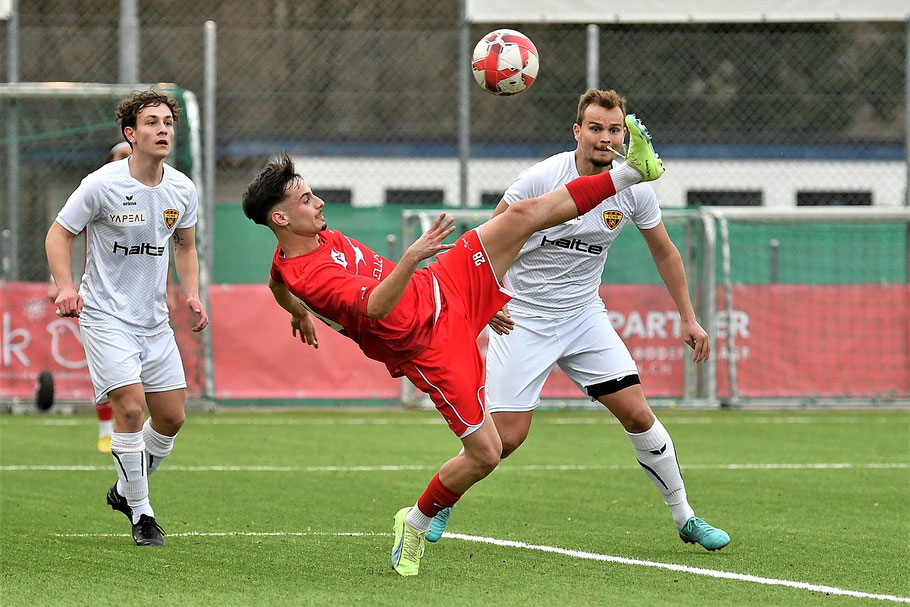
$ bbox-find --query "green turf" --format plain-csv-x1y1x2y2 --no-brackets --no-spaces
1,410,908,606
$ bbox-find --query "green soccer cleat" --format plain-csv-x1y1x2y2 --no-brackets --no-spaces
425,506,451,543
679,516,731,551
390,507,426,576
624,113,665,182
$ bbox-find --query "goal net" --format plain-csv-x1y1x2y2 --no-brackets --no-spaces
0,82,211,407
400,207,910,410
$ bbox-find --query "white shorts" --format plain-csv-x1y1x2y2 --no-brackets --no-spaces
79,323,187,403
485,303,638,413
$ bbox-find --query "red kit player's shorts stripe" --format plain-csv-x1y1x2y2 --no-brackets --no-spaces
399,229,511,438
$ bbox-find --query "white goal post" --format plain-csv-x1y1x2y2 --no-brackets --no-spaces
0,82,215,406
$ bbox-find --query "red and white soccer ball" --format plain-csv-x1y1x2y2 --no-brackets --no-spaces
472,29,539,96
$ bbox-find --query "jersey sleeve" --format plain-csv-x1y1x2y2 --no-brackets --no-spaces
175,181,199,229
55,174,103,234
629,183,662,230
269,261,284,284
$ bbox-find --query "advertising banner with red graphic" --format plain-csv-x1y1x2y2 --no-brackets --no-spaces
1,282,203,400
3,282,907,401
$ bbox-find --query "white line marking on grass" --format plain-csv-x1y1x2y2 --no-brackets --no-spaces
52,530,909,603
6,462,906,472
446,533,910,604
2,415,903,427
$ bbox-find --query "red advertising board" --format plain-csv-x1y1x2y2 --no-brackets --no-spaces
2,282,907,401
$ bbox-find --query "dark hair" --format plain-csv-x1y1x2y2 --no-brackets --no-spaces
115,90,181,142
242,153,300,226
576,89,626,126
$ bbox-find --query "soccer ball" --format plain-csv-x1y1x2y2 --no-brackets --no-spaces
472,29,539,96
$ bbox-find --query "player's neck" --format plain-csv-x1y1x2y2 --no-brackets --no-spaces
127,154,166,187
278,232,321,258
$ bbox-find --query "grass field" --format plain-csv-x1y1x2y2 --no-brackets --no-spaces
1,408,908,606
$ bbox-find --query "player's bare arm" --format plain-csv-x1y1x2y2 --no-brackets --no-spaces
366,213,456,319
267,277,318,348
45,222,83,317
173,226,209,332
486,198,516,335
640,222,710,363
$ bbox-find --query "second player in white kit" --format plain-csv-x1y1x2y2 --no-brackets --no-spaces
46,90,208,547
428,89,730,551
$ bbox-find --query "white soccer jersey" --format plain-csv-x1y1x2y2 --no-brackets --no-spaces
502,151,661,319
55,158,198,333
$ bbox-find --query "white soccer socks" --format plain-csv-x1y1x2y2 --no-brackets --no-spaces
142,417,177,477
626,418,695,529
110,431,153,523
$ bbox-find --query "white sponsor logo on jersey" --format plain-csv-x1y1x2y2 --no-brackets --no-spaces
108,211,147,225
331,249,348,268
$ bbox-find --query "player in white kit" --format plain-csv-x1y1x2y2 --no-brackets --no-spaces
428,89,730,551
45,91,208,546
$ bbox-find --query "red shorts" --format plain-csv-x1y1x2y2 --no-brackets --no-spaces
399,230,511,438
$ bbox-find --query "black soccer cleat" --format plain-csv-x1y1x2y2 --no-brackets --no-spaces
106,483,132,521
131,514,165,546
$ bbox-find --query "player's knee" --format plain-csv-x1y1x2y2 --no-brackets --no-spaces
467,443,501,478
115,404,145,430
499,434,525,459
154,410,186,434
616,406,655,433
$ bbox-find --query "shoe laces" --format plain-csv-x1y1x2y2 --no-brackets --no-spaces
137,515,165,537
402,526,425,561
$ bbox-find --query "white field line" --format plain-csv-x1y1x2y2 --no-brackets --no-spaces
51,530,909,604
1,415,903,427
3,462,907,472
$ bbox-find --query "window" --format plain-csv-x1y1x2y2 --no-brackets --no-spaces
315,188,352,205
385,189,445,205
797,191,871,206
687,190,763,206
480,192,504,207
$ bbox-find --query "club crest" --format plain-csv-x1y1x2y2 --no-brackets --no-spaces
163,209,180,229
603,210,623,230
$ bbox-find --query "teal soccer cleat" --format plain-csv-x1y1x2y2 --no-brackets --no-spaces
425,507,451,543
679,516,731,551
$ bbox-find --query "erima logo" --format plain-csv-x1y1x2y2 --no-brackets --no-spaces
124,195,136,206
112,241,165,256
108,211,146,225
540,235,603,255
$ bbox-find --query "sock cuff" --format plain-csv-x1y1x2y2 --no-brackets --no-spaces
142,418,176,456
95,401,113,421
627,418,670,451
110,431,145,454
565,171,616,214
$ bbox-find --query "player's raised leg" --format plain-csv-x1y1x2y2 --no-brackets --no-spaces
478,114,663,280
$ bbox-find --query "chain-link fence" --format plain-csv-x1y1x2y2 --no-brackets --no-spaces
1,2,907,405
2,3,905,219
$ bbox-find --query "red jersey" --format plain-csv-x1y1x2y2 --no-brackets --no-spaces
270,228,438,375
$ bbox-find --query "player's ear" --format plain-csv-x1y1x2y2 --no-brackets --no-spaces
573,123,581,141
270,209,289,227
123,126,136,144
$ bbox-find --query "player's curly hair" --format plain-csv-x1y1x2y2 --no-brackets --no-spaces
242,153,300,226
115,90,181,143
576,89,626,126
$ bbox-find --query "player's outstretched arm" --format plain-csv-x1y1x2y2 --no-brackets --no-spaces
640,222,709,363
45,222,82,318
366,213,455,319
173,226,209,332
268,277,319,349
